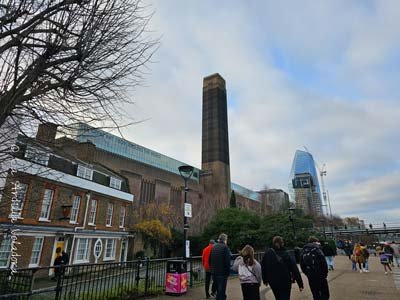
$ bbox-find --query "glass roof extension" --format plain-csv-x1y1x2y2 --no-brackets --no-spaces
68,123,200,180
231,182,260,201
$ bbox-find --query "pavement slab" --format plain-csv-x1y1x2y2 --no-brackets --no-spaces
152,255,400,300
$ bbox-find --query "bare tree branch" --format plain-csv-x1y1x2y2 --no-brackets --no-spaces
0,0,159,130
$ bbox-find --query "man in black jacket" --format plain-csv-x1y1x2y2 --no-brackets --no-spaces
301,236,330,300
321,241,335,271
261,236,304,300
209,233,231,300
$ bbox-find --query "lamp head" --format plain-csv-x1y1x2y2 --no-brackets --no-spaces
178,165,194,180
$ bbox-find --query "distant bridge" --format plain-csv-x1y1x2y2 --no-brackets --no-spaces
318,226,400,240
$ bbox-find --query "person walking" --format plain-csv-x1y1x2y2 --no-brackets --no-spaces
53,247,68,279
390,241,400,267
360,243,370,272
321,241,335,271
202,239,217,299
379,251,393,275
384,242,395,267
343,240,352,260
209,233,231,300
232,245,262,300
261,236,304,300
353,243,365,273
300,236,329,300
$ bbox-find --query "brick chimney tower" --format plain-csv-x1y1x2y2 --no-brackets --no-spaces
36,122,58,145
201,73,231,209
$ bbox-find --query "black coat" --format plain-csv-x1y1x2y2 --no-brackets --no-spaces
300,243,328,278
322,243,335,257
261,247,304,290
209,242,231,277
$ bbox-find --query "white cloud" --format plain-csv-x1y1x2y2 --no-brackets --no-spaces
120,0,400,223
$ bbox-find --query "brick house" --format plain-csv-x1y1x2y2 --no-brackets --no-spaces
0,126,134,275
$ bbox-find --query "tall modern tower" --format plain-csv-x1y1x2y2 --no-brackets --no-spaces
289,150,323,215
201,73,231,209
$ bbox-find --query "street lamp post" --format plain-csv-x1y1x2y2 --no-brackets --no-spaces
178,165,194,259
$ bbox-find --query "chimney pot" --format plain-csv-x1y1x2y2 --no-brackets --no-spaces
36,123,58,145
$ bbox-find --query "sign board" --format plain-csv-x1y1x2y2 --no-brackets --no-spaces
185,240,190,258
184,203,192,218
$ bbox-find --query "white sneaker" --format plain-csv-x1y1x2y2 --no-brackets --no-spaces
364,269,370,272
385,272,388,275
360,270,363,273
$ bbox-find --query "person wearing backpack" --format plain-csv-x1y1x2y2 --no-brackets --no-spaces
261,236,304,300
300,236,329,300
232,245,262,300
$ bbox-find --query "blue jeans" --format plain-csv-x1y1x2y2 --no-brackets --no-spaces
325,256,334,268
213,275,228,300
364,259,369,270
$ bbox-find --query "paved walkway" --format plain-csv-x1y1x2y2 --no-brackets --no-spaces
153,255,400,300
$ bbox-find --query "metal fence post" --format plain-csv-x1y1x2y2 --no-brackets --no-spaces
54,266,64,300
134,260,141,297
144,257,150,296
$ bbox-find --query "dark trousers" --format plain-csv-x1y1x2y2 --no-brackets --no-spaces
308,275,330,300
270,286,291,300
213,275,228,300
205,271,216,296
241,283,260,300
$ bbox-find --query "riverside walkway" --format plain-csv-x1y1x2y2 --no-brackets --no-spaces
155,255,400,300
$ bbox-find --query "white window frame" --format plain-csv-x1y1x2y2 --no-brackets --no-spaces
70,195,81,224
74,238,91,263
29,237,44,267
119,206,126,228
106,203,113,227
104,239,116,261
9,183,28,219
88,199,97,225
39,189,54,221
25,146,50,166
0,237,11,268
77,165,93,180
109,177,122,190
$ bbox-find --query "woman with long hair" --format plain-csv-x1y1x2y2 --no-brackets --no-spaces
261,236,304,300
232,244,262,300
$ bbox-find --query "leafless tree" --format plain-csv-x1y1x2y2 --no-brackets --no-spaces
0,0,157,128
0,0,158,194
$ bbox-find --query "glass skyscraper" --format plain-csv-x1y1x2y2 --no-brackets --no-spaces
289,150,323,215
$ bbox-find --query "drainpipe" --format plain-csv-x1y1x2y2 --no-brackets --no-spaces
70,191,91,262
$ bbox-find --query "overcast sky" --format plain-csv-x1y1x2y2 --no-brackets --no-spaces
120,0,400,225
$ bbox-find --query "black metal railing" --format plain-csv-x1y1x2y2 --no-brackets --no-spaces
0,252,265,300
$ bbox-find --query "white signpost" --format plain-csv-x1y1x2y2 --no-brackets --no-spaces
184,203,192,218
185,240,190,258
